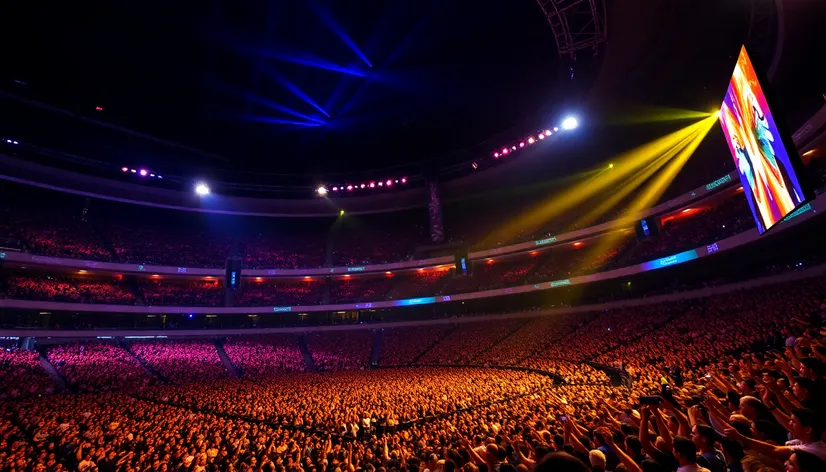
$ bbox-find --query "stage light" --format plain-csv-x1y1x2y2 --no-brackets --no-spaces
360,184,365,189
553,127,559,132
528,137,535,144
609,163,614,169
5,139,10,143
95,106,103,111
401,178,407,184
561,117,578,130
538,134,545,140
519,142,525,148
150,173,155,177
157,175,163,179
545,129,552,135
494,152,500,158
340,209,345,216
139,169,148,176
502,148,509,155
386,180,392,186
130,169,137,173
378,182,383,187
121,167,128,172
472,162,478,169
316,186,328,196
395,180,399,183
369,182,375,188
332,186,339,191
195,182,210,196
347,185,353,191
511,146,516,150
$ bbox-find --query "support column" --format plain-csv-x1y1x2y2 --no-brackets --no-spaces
427,181,445,244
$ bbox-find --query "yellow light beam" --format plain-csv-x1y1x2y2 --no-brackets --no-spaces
572,127,705,228
607,105,713,126
576,115,717,273
482,118,712,247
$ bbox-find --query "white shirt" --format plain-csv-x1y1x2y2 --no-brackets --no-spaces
787,440,826,461
676,465,710,472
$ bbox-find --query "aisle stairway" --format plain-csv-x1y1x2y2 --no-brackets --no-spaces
370,330,383,368
296,334,317,372
410,325,459,365
214,339,240,377
37,350,69,393
120,341,168,382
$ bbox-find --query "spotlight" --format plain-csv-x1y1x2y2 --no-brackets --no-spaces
139,169,148,176
150,173,155,177
527,137,535,144
545,130,552,135
347,185,353,191
332,186,339,192
195,182,210,196
360,184,365,189
511,146,516,150
472,162,478,169
340,209,345,216
95,106,103,112
494,152,500,158
378,182,383,186
316,186,328,196
386,180,392,186
561,116,578,130
519,142,525,148
608,163,614,169
369,182,375,188
502,148,509,155
538,134,545,140
130,169,137,173
553,127,559,132
401,178,407,184
157,175,163,179
121,167,128,172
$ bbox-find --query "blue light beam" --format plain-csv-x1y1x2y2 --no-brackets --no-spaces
260,66,330,117
240,115,325,127
309,1,373,68
225,87,326,125
259,49,366,78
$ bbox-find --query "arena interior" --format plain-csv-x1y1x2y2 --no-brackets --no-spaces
2,0,826,471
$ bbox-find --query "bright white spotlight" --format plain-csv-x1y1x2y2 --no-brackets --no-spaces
195,183,210,196
316,186,328,196
561,117,578,130
527,137,535,144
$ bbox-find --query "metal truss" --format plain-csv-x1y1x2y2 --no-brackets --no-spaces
535,0,608,58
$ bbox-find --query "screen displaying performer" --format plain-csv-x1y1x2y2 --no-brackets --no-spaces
719,46,812,234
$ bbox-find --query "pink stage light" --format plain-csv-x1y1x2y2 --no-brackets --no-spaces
121,167,128,172
332,187,339,191
369,182,375,188
511,146,516,150
545,129,552,135
347,185,353,191
494,152,500,158
528,137,535,144
538,133,545,140
386,180,392,186
360,184,366,189
139,169,148,176
502,148,509,155
378,182,383,186
401,177,407,184
519,142,525,148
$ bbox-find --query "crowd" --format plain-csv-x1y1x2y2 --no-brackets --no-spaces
2,274,826,471
223,335,306,377
331,277,396,304
141,280,224,306
47,342,156,393
236,281,322,307
0,347,53,399
5,275,137,305
129,340,229,384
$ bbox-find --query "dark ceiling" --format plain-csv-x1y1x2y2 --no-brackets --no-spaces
2,0,562,178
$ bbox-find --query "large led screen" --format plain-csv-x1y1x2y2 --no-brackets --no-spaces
719,46,811,234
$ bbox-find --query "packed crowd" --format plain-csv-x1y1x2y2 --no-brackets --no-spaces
140,280,224,306
3,274,826,471
47,342,156,393
5,275,137,305
223,335,306,377
236,281,322,307
0,347,53,399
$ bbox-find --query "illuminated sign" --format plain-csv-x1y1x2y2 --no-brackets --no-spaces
641,249,699,271
705,174,732,192
535,237,557,246
272,306,292,312
177,267,187,274
137,265,146,271
347,266,366,272
0,252,5,259
783,203,812,222
395,297,436,306
706,243,720,254
550,279,571,287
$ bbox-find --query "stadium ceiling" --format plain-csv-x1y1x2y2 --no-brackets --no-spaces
535,0,608,58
